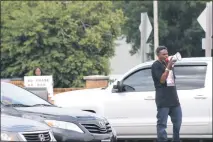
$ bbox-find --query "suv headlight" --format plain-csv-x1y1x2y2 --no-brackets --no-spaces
44,120,84,133
1,132,12,141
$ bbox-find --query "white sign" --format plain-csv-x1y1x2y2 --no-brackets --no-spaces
166,70,175,86
139,13,153,42
24,76,54,98
199,1,212,51
197,1,212,33
202,38,206,49
197,7,207,32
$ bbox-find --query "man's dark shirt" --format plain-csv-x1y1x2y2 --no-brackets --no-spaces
151,60,180,108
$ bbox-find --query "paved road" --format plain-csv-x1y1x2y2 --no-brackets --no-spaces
117,139,212,142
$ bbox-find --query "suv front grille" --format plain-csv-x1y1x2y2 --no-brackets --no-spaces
81,122,112,134
21,131,51,142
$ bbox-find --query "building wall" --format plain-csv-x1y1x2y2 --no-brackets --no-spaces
109,37,141,75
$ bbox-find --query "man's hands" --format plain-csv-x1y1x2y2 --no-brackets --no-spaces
160,57,174,83
167,56,175,70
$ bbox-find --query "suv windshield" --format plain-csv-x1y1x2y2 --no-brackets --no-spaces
1,82,51,106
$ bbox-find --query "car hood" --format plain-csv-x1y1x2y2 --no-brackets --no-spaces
53,88,108,107
55,88,105,97
15,106,105,121
1,114,50,132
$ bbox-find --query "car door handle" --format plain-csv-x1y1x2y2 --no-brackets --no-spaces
144,96,155,100
194,95,207,99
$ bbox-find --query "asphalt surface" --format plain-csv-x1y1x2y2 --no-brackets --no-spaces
117,139,213,142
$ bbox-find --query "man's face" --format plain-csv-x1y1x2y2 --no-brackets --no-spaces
158,49,168,61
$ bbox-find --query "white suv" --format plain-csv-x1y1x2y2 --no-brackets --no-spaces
54,57,212,139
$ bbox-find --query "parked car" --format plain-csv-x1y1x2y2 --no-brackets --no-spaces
1,82,117,142
54,57,212,140
1,113,56,141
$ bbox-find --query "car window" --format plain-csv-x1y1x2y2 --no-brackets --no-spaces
121,65,207,92
174,65,207,90
122,68,154,92
1,83,51,106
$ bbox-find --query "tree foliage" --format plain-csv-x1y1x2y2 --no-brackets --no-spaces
1,1,125,87
114,1,207,57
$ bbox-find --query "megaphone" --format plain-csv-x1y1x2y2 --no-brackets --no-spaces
165,52,182,62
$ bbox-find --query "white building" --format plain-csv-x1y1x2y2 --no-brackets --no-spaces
109,37,142,75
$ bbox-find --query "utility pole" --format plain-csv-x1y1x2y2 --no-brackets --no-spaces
139,13,152,63
198,1,212,56
153,0,159,60
140,13,147,63
205,2,212,57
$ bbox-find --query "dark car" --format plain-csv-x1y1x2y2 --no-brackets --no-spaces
1,82,117,142
1,114,56,141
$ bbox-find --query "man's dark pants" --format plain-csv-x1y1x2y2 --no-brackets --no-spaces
156,105,182,142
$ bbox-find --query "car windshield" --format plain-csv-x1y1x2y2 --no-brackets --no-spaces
1,82,51,106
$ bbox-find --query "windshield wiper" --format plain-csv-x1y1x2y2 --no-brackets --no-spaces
31,104,53,107
4,104,31,107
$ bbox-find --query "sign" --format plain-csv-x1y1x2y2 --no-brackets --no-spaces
202,38,206,49
197,1,212,33
197,7,207,32
166,70,175,86
139,12,153,63
24,76,54,98
139,13,153,42
198,1,212,53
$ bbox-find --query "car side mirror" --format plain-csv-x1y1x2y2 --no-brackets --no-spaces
112,81,123,92
113,85,118,89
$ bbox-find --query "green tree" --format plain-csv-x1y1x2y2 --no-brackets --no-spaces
114,1,207,57
1,1,125,87
158,1,206,57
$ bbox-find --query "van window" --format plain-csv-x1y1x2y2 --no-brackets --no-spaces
174,65,207,90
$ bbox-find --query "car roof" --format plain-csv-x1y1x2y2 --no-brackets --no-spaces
120,57,212,78
133,57,211,69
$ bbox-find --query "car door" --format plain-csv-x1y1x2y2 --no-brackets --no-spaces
104,67,157,137
171,62,210,135
205,61,212,135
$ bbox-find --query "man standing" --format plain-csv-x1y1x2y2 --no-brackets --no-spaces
151,46,182,142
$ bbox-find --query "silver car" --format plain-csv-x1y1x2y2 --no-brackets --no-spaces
1,114,56,141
